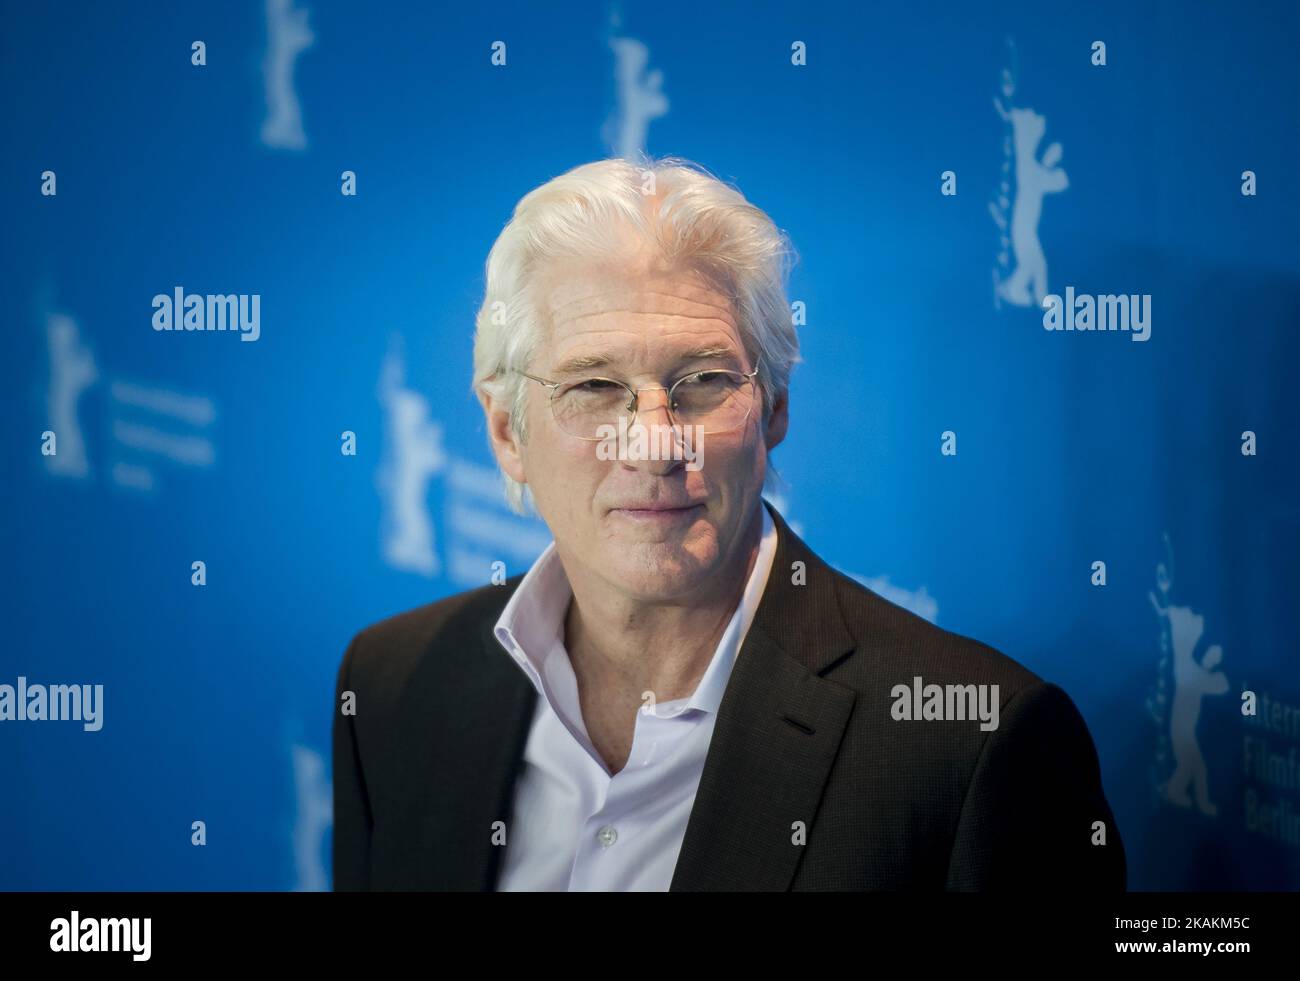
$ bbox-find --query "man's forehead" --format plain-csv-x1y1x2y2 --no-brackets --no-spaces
537,258,737,326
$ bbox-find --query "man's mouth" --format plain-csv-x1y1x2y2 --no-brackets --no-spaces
610,503,705,524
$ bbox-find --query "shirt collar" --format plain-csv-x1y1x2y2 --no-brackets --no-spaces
493,502,779,717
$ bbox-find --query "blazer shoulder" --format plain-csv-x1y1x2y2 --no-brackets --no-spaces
824,562,1045,696
339,575,526,691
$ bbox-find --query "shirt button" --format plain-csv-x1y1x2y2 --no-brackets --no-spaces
596,825,618,848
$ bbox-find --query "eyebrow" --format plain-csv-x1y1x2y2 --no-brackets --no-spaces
551,345,741,377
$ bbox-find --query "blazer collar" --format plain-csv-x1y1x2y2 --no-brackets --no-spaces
668,500,859,890
429,499,858,890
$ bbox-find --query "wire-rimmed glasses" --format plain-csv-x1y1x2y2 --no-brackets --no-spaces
519,358,762,440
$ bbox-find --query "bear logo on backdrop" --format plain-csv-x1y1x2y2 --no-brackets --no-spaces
375,336,551,587
991,37,1068,311
1147,534,1229,818
43,310,218,493
45,314,98,480
261,0,315,151
291,743,331,892
377,340,447,577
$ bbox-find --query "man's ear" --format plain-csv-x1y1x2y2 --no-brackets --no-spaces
764,388,789,451
478,385,528,486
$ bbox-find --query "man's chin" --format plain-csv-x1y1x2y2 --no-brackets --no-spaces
604,547,713,598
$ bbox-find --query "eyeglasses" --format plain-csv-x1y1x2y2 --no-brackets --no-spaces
519,358,762,441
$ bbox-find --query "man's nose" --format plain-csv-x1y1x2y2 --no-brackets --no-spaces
633,386,674,426
625,386,683,476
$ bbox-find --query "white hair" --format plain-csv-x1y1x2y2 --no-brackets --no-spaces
471,154,800,514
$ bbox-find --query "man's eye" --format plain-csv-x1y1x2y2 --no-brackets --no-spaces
564,379,624,398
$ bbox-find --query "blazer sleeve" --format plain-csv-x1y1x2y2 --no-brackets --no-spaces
332,634,373,891
944,681,1127,890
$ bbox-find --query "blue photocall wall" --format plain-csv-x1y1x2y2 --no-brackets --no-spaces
2,0,1297,890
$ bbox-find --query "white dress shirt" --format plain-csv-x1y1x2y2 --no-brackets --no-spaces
492,503,778,891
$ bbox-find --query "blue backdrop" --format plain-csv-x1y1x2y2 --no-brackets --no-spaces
3,0,1298,890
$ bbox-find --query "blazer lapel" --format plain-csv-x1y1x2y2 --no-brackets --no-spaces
670,501,858,890
396,596,537,890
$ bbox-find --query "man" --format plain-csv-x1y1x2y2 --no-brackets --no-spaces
333,156,1126,891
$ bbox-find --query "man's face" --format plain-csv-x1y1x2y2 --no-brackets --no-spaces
483,254,788,601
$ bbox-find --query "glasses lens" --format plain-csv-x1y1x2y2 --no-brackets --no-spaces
552,378,632,439
671,370,756,434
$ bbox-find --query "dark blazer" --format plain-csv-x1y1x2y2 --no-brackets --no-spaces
333,500,1126,890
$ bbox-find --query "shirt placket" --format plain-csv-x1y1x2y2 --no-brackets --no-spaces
567,706,686,890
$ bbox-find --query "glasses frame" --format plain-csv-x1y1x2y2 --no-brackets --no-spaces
519,357,763,441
